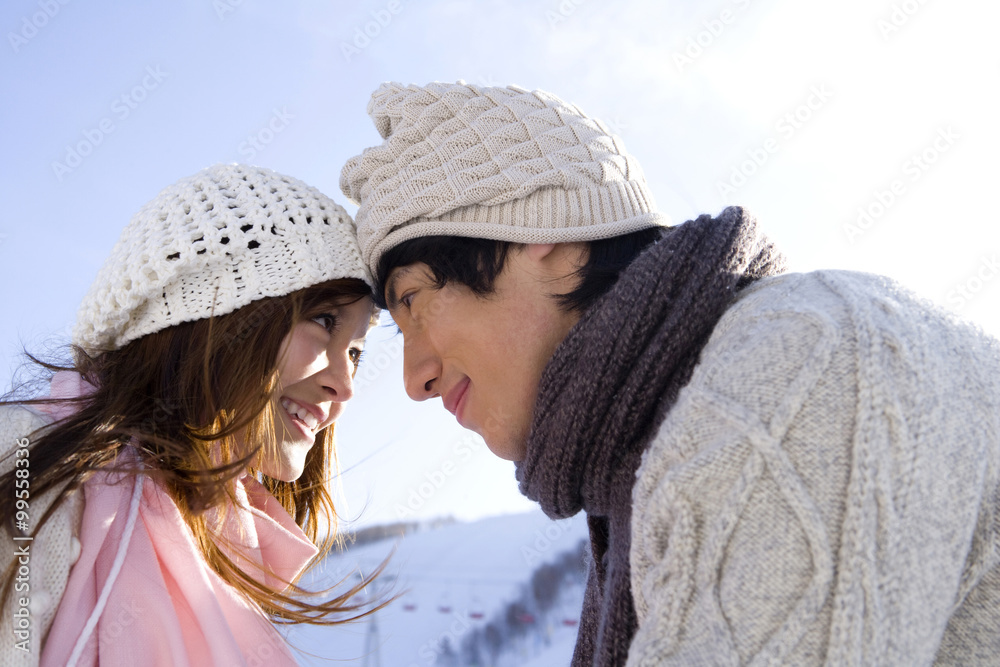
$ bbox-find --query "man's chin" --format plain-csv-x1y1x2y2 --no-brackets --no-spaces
482,433,528,462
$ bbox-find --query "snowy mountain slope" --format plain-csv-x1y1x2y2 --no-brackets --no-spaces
283,510,590,666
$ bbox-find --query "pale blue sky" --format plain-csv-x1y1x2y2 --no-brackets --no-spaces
2,0,997,527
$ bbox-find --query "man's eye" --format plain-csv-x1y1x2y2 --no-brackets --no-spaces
311,313,337,332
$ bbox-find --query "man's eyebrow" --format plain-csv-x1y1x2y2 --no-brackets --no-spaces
384,266,415,310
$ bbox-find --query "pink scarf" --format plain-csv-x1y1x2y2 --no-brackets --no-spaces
37,372,319,666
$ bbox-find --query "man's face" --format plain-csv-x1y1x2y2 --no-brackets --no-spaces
385,244,583,461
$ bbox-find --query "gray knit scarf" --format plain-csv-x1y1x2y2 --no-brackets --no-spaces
515,206,787,666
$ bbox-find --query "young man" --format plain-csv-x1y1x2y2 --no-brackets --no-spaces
340,81,1000,666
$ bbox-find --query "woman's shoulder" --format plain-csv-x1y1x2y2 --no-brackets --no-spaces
0,403,83,663
0,404,52,463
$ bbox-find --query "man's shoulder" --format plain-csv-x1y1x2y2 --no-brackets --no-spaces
640,268,997,470
726,269,916,318
729,269,998,348
733,266,994,316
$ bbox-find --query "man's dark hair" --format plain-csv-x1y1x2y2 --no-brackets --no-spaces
374,226,668,313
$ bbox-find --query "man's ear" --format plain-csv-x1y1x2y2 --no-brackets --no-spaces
523,243,557,263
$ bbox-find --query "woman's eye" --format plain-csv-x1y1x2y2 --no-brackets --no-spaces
311,313,337,332
400,291,415,309
349,348,364,374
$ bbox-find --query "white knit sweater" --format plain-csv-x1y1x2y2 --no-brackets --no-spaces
628,270,1000,665
1,406,83,667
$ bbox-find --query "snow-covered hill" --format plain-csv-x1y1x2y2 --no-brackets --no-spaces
283,510,590,666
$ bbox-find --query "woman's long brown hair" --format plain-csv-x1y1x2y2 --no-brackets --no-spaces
1,278,389,625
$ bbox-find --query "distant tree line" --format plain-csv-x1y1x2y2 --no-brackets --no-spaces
435,538,589,667
345,517,457,548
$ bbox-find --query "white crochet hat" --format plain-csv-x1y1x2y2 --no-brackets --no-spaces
73,164,369,354
340,81,671,272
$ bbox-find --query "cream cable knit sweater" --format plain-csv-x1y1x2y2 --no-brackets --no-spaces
628,270,1000,665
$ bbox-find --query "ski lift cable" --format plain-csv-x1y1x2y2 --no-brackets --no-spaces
329,555,533,586
337,438,400,476
318,554,587,610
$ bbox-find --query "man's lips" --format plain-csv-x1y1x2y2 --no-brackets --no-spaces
442,377,471,421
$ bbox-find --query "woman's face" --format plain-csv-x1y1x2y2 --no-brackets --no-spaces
255,296,375,482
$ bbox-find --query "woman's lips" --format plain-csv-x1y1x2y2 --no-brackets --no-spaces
280,396,329,439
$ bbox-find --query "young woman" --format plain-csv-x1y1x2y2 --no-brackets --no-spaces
0,164,383,666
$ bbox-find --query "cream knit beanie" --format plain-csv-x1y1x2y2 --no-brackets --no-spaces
73,164,369,354
340,81,671,272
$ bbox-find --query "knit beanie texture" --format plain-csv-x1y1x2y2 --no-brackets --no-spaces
73,164,368,354
340,81,671,272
